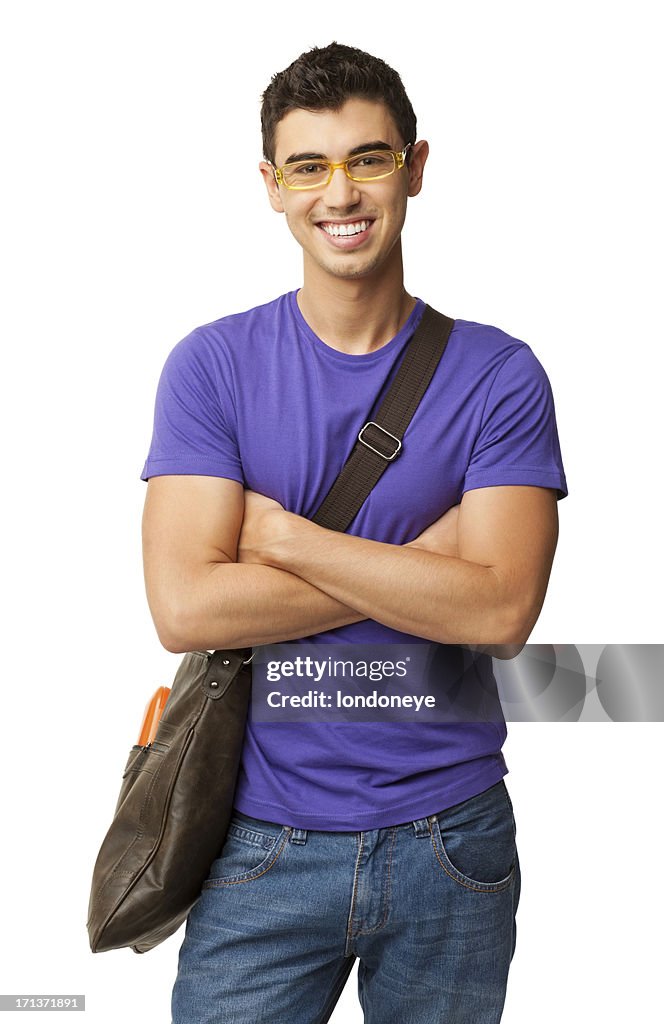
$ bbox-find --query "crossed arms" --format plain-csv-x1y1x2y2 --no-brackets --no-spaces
141,476,559,659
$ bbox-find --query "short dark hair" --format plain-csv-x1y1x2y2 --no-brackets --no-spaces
261,42,417,163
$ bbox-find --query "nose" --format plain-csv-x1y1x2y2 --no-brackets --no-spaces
323,165,361,209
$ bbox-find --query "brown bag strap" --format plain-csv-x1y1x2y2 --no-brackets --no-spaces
311,305,455,533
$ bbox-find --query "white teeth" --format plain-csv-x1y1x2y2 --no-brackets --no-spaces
321,220,369,237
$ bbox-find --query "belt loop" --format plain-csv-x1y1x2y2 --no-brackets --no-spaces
412,817,430,838
290,828,308,845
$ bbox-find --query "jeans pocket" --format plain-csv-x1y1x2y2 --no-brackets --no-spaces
202,815,291,887
430,781,517,893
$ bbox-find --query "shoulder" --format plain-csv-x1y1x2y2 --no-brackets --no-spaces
177,291,295,363
156,292,294,381
451,317,531,362
446,317,552,391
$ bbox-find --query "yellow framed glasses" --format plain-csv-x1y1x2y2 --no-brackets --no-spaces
272,144,412,191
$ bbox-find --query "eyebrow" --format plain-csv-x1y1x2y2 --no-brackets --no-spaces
281,141,393,164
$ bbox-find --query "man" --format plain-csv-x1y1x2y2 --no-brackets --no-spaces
141,42,567,1024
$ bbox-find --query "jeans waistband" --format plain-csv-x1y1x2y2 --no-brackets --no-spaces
287,816,433,844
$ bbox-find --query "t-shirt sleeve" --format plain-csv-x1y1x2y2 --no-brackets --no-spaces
140,330,244,484
462,345,568,499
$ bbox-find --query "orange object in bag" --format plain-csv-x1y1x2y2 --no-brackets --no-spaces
137,686,171,746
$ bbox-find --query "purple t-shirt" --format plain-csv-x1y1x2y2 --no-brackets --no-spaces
141,291,567,829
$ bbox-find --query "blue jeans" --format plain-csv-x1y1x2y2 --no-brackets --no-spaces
172,780,520,1023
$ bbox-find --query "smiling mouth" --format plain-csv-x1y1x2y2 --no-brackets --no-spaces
318,219,373,237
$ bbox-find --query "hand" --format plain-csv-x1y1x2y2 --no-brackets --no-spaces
408,504,460,558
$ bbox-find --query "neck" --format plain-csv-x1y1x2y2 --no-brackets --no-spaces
297,247,416,355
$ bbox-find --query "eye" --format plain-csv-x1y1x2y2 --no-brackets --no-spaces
350,152,393,170
291,162,327,176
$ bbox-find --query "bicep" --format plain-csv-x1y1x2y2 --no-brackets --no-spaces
142,475,244,638
457,485,559,628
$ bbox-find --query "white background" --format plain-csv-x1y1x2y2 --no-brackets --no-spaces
1,1,662,1020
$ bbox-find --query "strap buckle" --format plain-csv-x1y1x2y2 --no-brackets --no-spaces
357,421,402,461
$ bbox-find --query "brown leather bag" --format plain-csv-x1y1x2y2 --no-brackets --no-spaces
86,305,454,954
87,650,252,952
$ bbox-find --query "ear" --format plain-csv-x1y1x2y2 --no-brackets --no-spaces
259,161,285,213
406,140,429,197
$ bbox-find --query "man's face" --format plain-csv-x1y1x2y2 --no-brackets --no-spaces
260,98,428,283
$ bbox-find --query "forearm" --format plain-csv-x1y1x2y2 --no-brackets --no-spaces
163,561,365,653
160,496,460,654
257,517,523,647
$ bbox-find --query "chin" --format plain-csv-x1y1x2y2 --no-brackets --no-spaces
321,252,388,280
